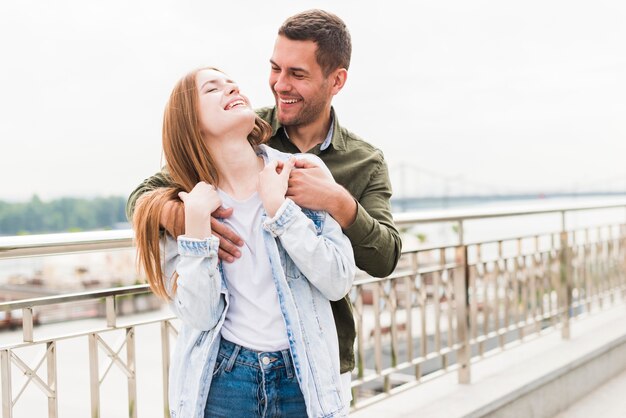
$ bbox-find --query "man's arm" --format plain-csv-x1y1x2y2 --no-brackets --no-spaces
126,170,173,222
126,170,243,262
340,159,401,277
288,157,402,278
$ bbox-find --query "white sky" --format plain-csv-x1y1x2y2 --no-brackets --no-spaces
1,0,625,201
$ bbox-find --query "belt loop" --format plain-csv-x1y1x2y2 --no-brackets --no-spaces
281,349,294,379
225,344,241,372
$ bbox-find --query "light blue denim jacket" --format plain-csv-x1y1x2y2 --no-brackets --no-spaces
162,145,356,418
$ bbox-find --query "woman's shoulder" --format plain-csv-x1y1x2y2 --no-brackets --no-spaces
257,145,333,179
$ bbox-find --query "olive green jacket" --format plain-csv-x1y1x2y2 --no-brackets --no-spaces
126,106,402,373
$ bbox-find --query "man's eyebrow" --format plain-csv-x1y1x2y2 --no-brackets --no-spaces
269,60,308,74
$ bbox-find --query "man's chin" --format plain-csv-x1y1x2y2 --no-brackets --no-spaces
277,113,297,127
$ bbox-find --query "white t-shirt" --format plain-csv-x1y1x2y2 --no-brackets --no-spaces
218,189,289,352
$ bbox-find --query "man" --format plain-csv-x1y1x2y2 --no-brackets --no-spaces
127,8,401,401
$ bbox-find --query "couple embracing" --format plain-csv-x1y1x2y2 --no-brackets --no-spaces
129,9,401,418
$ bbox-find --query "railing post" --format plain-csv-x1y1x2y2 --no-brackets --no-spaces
126,328,137,418
1,349,12,418
161,322,171,417
560,211,572,339
47,342,58,418
619,220,626,302
106,297,116,328
22,308,34,343
455,244,471,384
88,334,100,418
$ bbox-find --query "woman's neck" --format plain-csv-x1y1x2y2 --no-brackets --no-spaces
211,137,263,200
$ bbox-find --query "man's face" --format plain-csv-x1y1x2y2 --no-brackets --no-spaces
269,36,334,127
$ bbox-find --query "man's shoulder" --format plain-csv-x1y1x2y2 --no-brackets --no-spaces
255,106,275,123
337,125,385,164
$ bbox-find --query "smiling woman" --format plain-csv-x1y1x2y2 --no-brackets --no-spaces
195,70,257,142
131,67,355,418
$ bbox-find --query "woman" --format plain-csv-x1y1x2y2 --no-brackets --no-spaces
133,67,355,418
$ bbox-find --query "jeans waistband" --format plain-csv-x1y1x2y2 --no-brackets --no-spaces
218,338,294,377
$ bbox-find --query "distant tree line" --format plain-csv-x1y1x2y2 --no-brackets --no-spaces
0,195,128,235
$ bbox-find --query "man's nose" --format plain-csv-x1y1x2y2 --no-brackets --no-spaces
273,72,290,92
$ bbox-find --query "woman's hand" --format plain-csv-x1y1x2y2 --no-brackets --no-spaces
178,182,221,240
258,157,295,217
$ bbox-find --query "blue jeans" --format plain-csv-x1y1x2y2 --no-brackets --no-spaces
204,338,307,417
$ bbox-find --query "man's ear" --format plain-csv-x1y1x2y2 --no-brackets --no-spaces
330,68,348,95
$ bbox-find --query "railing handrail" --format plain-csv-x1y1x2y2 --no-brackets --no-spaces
0,229,133,259
393,198,626,226
0,199,624,260
0,284,151,312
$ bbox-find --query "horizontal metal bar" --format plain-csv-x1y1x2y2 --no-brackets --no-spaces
352,347,463,386
0,284,151,312
0,229,134,260
1,315,175,350
0,201,624,260
393,199,626,227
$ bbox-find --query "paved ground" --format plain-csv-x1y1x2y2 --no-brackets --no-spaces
553,369,626,418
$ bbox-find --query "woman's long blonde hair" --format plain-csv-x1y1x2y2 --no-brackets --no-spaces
133,67,272,298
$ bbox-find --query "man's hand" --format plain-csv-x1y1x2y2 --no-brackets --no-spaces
287,159,358,228
211,207,243,263
160,198,243,262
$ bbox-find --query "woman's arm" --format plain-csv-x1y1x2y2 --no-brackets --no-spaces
258,156,355,301
162,182,226,331
263,199,355,301
162,234,225,331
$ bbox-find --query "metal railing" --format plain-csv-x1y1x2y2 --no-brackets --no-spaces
349,200,626,408
1,200,625,417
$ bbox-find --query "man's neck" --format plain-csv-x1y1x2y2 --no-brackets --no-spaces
284,111,332,153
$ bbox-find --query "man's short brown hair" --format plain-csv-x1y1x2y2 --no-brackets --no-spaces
278,9,352,76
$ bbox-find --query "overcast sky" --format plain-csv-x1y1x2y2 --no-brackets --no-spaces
1,0,625,201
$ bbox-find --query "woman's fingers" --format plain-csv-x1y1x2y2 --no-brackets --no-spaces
275,160,284,174
280,157,296,179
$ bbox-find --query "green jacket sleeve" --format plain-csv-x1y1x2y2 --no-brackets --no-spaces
125,169,174,222
342,158,402,277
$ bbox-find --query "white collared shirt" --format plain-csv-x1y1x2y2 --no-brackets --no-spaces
283,115,335,151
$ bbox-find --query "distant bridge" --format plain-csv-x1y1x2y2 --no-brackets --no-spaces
389,162,626,198
391,191,626,211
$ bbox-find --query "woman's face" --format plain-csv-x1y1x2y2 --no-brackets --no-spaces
196,69,255,140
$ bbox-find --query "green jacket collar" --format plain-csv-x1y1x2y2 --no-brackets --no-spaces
258,106,347,152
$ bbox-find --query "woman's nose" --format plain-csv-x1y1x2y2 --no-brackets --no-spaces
226,83,239,95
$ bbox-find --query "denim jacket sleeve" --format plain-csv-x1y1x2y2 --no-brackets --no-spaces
162,234,225,331
262,198,356,301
